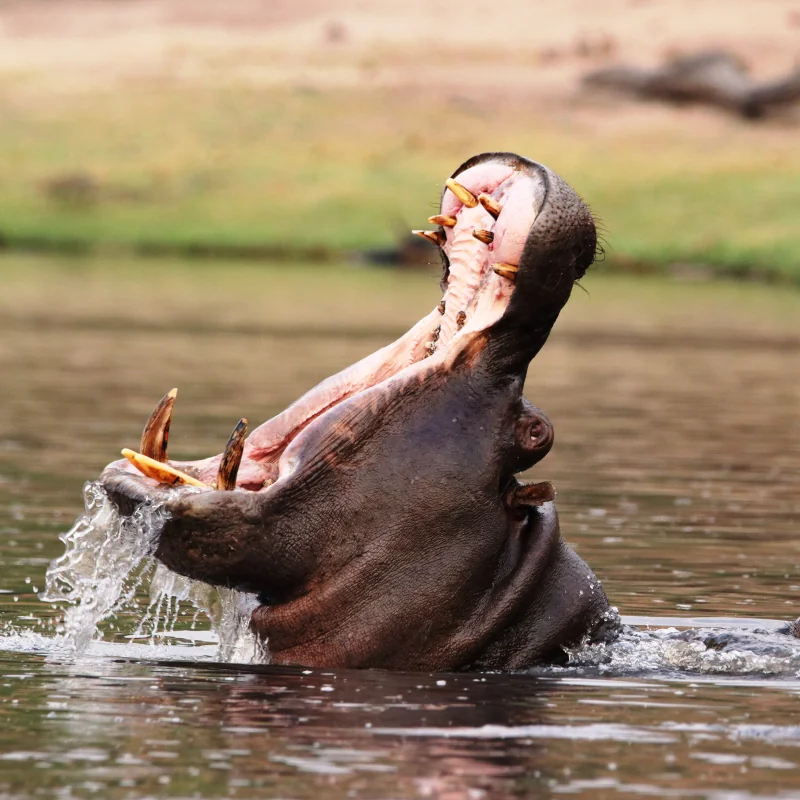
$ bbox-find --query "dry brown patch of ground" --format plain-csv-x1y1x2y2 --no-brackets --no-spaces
1,0,798,105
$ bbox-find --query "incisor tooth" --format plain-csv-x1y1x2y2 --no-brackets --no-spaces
444,178,478,208
121,448,210,488
140,388,177,462
427,214,457,228
478,193,502,218
412,229,446,246
472,229,494,245
492,262,519,283
217,419,247,491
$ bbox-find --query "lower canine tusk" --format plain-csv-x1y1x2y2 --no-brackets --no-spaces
492,262,519,282
217,419,247,491
121,448,210,488
140,388,177,462
445,178,478,208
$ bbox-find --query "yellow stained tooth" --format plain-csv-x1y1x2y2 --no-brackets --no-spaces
445,178,478,208
217,419,247,491
472,229,494,245
140,388,177,462
492,262,519,282
478,193,502,218
412,229,446,246
121,449,210,489
427,214,457,228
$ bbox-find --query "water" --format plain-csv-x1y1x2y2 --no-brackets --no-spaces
1,254,799,797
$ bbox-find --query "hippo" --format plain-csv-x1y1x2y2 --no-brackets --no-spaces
111,149,800,673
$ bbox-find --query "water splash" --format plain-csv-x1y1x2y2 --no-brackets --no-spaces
35,484,800,676
562,614,800,677
40,481,268,664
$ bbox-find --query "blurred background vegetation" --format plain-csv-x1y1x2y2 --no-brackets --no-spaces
0,0,798,280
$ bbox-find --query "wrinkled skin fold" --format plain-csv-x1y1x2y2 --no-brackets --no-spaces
102,152,618,670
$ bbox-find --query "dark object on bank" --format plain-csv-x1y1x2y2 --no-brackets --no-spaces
584,51,800,119
362,233,439,267
42,171,102,207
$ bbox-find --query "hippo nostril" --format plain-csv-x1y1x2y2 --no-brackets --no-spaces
478,193,502,218
472,229,494,245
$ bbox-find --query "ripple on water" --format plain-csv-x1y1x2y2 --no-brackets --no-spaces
1,266,800,798
1,481,798,680
562,620,800,677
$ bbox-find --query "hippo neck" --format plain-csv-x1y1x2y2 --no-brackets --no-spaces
251,500,607,670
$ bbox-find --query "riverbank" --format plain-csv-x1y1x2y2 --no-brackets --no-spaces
1,0,798,282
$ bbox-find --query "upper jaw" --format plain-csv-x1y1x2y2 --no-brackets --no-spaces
442,152,597,371
107,152,595,497
427,152,596,364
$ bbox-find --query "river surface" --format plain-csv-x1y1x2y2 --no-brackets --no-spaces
0,254,799,798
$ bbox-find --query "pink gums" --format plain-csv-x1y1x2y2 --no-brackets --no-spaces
138,162,545,491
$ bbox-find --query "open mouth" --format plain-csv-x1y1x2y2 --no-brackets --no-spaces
100,151,607,672
120,154,552,495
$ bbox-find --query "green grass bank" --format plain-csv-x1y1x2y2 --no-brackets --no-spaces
2,85,799,281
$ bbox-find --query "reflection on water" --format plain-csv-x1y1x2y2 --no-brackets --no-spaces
0,652,799,798
0,254,799,797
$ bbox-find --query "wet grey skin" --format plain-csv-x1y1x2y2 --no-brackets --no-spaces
101,152,615,670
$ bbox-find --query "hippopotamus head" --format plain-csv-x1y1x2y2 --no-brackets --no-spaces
102,152,610,671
